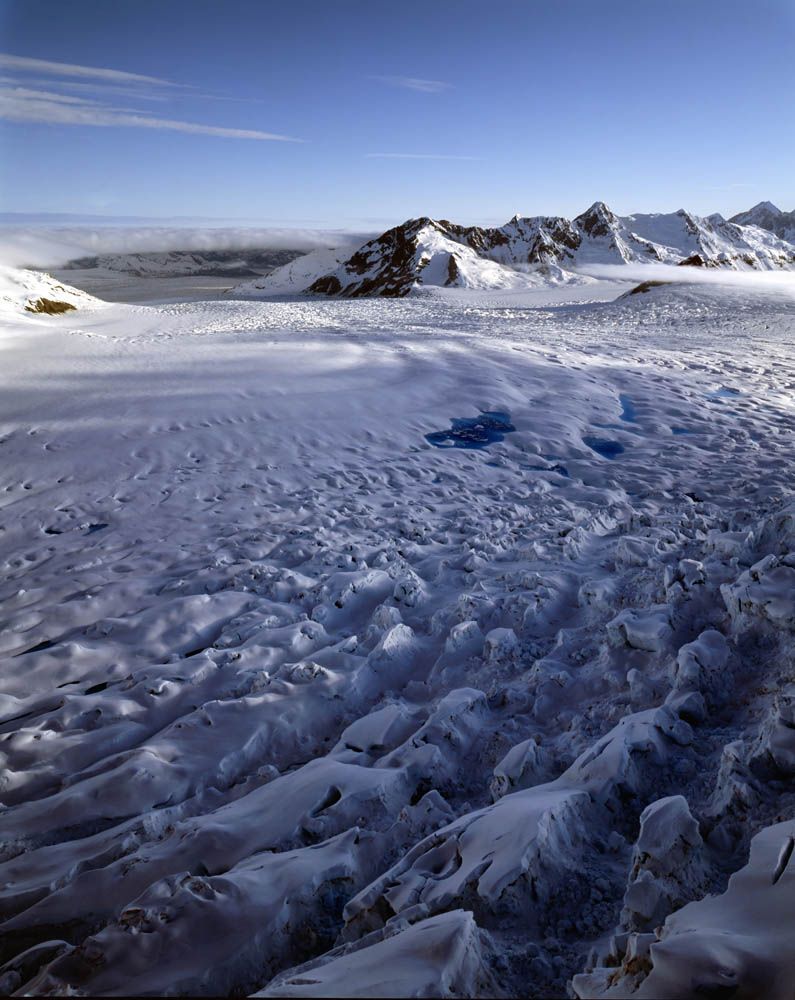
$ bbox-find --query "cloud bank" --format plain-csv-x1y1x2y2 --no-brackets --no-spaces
0,226,366,268
579,262,795,298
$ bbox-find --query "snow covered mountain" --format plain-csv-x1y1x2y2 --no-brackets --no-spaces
64,248,304,279
308,218,576,296
575,203,794,269
236,201,795,298
730,201,795,242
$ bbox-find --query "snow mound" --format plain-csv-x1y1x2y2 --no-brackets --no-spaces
343,706,692,942
0,265,102,319
23,829,375,997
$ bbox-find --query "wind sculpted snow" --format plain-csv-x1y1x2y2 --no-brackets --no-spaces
1,274,795,997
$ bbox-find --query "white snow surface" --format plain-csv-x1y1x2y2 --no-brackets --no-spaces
1,273,795,997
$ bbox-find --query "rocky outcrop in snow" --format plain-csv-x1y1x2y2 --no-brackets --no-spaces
0,266,102,318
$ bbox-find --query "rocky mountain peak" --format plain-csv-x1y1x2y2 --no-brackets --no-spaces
729,201,795,241
752,200,782,216
574,201,618,237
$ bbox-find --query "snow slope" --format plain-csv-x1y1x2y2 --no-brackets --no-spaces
0,265,102,320
236,246,353,295
1,276,795,996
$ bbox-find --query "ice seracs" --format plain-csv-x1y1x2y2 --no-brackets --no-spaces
256,909,500,999
575,817,795,999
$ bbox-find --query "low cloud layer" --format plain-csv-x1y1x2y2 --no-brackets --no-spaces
0,226,365,268
579,262,795,298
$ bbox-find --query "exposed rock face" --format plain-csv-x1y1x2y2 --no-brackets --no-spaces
574,201,620,239
24,298,76,315
624,280,671,296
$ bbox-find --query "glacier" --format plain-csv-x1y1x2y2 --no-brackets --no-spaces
1,261,795,997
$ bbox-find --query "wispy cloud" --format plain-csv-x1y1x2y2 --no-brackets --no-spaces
371,75,451,93
0,86,300,139
0,75,172,102
0,53,179,87
0,53,298,140
366,153,478,161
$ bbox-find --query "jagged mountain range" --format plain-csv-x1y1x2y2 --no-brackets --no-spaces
237,201,795,298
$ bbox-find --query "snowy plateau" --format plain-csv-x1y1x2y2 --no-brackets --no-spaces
1,200,795,999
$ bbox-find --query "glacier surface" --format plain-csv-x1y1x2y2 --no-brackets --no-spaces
1,269,795,997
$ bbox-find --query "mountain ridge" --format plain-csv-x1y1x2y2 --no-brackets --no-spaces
730,201,795,242
236,201,795,298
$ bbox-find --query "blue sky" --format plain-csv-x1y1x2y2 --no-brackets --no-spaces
1,0,793,228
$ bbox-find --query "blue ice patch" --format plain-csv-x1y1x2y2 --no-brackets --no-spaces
618,394,638,422
583,437,625,459
425,411,516,450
